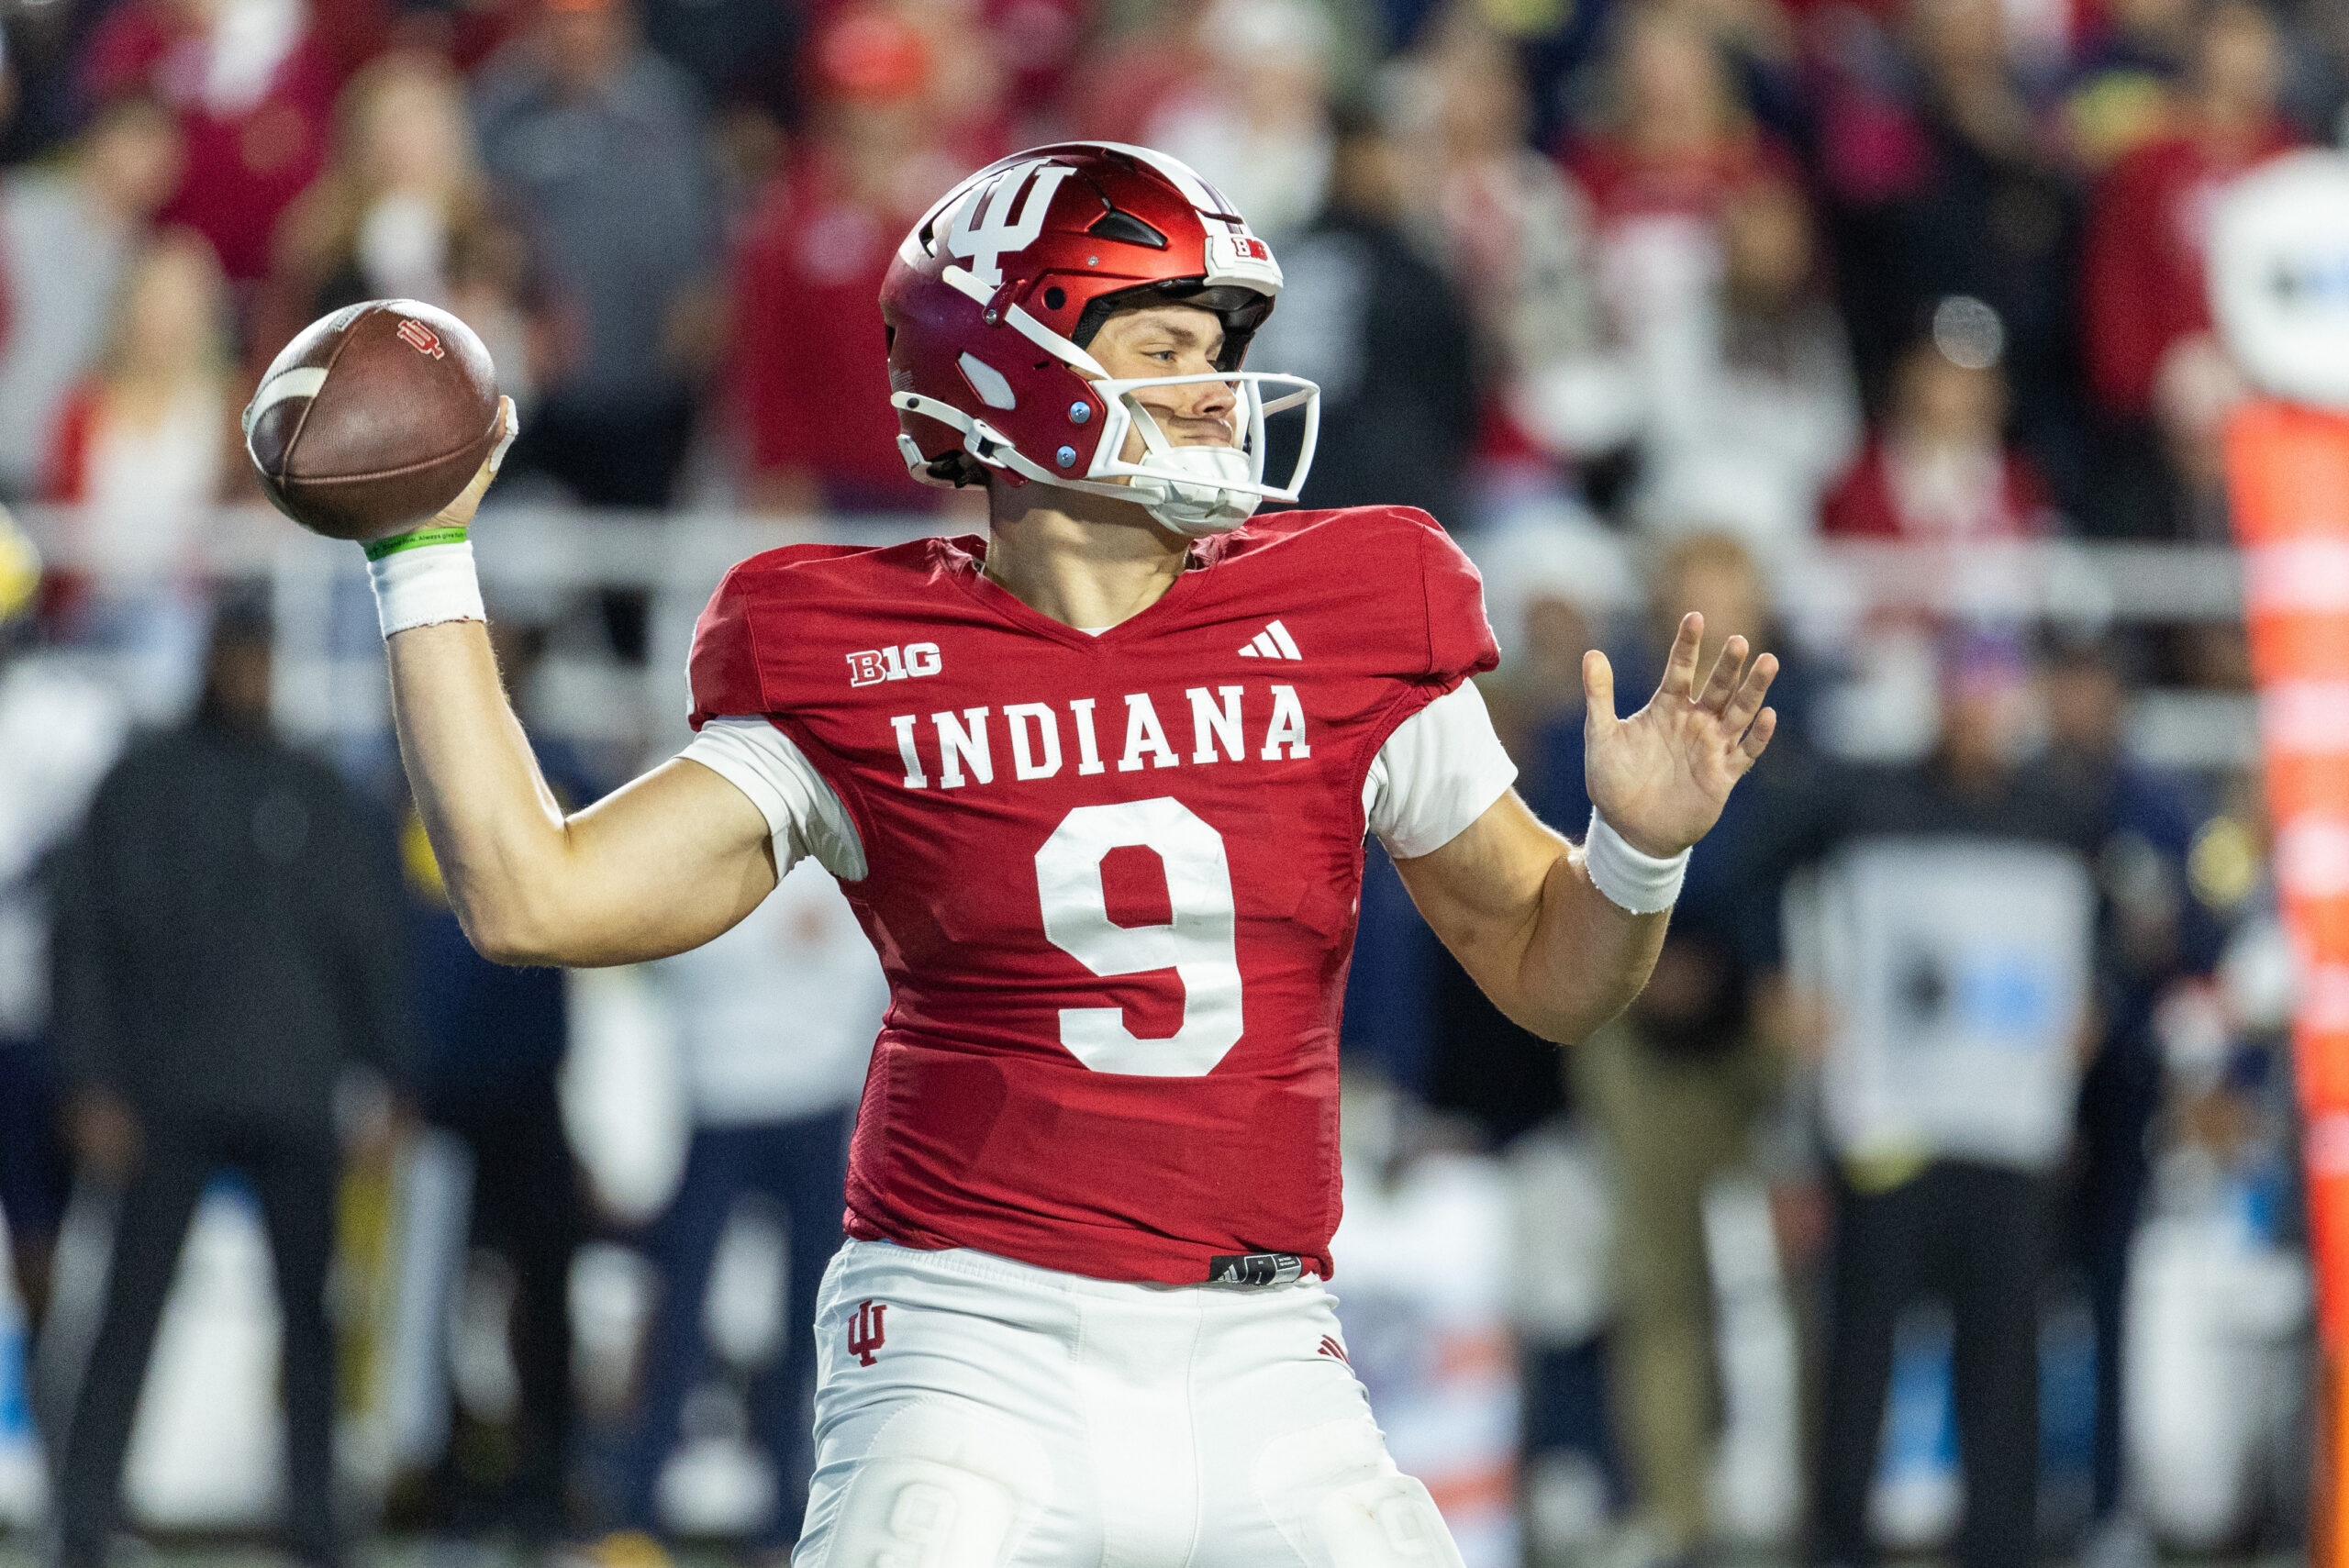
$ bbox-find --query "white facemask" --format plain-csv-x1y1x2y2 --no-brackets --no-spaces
1084,371,1319,536
891,369,1320,536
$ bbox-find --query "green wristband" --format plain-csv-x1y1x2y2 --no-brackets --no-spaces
363,526,469,562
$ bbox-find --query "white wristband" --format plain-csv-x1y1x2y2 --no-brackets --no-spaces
1583,807,1690,915
368,535,484,637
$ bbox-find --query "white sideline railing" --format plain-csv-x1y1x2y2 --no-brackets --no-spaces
13,505,2257,768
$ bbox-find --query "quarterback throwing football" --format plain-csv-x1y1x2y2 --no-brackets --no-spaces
373,144,1776,1565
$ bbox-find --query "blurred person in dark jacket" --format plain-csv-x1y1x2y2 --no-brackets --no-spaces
1249,106,1477,525
46,588,410,1568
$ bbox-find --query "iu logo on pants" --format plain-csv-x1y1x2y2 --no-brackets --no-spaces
848,1299,887,1366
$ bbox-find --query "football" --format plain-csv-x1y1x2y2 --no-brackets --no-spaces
244,299,502,542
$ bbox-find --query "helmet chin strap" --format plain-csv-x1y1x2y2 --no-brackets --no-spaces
1118,400,1261,538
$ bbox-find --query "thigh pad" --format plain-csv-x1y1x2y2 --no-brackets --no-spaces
1252,1417,1467,1568
812,1399,1053,1568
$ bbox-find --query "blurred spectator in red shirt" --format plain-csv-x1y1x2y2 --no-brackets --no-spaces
1823,304,2053,539
2061,0,2198,172
1566,2,1795,232
728,5,964,515
0,98,182,499
1518,6,1811,515
1063,0,1206,147
474,0,721,508
978,0,1087,140
77,0,343,287
260,50,551,411
1563,4,1798,383
2081,0,2291,423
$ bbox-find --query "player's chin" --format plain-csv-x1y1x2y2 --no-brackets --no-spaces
1119,431,1239,462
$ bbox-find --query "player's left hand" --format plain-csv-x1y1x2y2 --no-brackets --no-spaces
1582,612,1777,858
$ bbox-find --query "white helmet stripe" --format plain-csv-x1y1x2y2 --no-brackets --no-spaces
1083,140,1229,216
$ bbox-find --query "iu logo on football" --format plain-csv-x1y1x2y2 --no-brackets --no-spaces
848,1299,887,1367
395,318,445,360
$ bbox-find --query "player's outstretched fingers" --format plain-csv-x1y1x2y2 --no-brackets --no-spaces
1722,650,1779,734
1583,649,1618,733
1697,634,1750,715
1658,612,1704,700
1739,706,1779,763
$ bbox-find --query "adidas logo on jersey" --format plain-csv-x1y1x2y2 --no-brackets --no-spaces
1236,619,1303,661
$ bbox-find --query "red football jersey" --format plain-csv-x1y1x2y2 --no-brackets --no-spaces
687,506,1498,1284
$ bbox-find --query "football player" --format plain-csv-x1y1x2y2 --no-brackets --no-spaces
367,144,1776,1564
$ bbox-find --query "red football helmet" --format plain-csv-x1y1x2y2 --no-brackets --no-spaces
881,141,1319,537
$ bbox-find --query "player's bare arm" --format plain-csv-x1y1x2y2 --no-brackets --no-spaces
368,301,1252,971
1395,614,1778,1043
384,427,780,968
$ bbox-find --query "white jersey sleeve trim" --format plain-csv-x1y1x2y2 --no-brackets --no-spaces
679,717,868,882
1362,680,1519,860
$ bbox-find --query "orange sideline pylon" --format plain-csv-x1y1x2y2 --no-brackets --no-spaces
2227,398,2349,1562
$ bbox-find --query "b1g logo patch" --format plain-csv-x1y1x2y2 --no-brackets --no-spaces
846,641,943,688
848,1298,887,1366
395,318,445,359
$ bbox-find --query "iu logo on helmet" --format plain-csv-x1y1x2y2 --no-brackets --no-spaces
947,158,1076,289
395,318,445,360
848,1299,887,1367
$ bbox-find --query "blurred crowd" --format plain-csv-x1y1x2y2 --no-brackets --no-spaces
0,0,2341,550
0,0,2331,1563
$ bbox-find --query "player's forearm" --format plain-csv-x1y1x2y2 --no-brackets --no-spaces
385,619,586,964
385,623,780,966
1398,795,1670,1044
1507,846,1671,1042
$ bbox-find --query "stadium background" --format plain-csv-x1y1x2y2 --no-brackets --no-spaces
0,0,2332,1561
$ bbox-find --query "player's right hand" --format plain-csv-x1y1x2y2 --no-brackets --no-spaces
424,395,519,533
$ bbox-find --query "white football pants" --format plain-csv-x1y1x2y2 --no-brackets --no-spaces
790,1238,1467,1568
